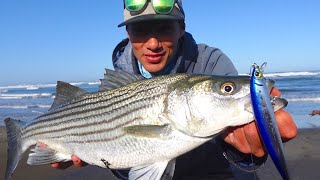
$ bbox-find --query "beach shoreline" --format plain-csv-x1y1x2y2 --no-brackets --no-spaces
1,127,320,179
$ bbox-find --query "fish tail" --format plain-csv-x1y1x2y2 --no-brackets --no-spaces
4,118,27,180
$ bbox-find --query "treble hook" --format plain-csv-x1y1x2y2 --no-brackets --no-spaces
260,62,267,73
250,62,267,76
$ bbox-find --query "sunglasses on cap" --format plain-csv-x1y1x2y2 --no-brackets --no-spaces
124,0,181,15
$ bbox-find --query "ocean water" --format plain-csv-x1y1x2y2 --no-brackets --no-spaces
0,71,320,128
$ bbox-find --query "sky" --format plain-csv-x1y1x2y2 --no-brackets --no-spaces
0,0,319,86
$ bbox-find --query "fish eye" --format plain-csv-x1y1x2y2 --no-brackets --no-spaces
221,82,235,94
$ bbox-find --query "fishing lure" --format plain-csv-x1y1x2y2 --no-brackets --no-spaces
250,63,290,180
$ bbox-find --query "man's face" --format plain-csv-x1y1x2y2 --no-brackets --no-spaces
126,20,185,73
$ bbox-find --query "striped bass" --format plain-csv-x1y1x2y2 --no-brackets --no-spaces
250,63,290,180
4,69,287,180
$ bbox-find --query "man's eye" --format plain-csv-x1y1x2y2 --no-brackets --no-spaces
131,27,151,36
132,27,145,33
158,25,174,32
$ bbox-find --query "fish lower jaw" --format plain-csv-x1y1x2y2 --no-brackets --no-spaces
191,128,226,138
227,115,255,127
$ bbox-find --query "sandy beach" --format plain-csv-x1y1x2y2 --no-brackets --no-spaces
1,127,319,180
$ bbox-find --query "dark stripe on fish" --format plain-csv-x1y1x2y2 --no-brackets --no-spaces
66,134,126,143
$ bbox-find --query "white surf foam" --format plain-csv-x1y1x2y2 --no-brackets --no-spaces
0,93,52,99
287,97,320,102
0,105,51,109
264,71,320,78
0,84,56,90
26,86,40,90
240,71,320,77
0,80,100,90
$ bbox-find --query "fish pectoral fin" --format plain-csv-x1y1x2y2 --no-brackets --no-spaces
122,124,172,139
129,159,176,180
27,144,71,165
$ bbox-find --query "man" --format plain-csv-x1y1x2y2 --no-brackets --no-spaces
53,0,297,179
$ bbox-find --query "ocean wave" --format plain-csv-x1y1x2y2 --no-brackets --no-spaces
0,81,100,90
88,82,100,85
264,71,320,78
0,105,51,109
0,93,52,99
31,110,46,114
0,84,56,90
26,86,40,90
287,97,320,102
66,81,100,86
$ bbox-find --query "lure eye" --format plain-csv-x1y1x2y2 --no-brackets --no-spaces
221,83,235,94
255,71,263,79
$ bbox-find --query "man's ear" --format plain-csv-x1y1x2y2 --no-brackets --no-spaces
179,22,185,38
179,28,185,39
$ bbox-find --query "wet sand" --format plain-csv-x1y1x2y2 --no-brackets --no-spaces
1,127,319,180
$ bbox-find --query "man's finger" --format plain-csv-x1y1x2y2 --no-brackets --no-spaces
243,122,265,157
51,162,60,168
51,161,73,169
271,87,281,97
274,109,298,142
71,155,88,167
223,124,256,155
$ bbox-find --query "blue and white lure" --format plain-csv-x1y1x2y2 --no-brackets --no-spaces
250,63,290,180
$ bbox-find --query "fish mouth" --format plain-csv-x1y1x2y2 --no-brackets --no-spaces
244,96,288,114
244,94,288,113
244,79,280,113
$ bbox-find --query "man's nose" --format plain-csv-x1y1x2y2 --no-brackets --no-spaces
146,37,161,51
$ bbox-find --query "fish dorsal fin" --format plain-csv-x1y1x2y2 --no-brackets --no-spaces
49,81,88,111
99,69,144,91
128,160,175,180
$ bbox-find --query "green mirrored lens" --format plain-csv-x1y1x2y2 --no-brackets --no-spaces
152,0,174,14
125,0,147,11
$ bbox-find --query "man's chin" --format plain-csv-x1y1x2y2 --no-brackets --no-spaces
143,64,165,74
